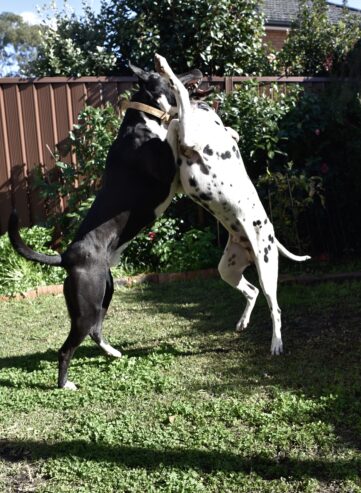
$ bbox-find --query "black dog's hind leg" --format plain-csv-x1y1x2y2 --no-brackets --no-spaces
89,270,122,358
59,267,117,390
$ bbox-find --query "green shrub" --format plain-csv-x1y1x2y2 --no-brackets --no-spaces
0,218,220,296
257,166,323,252
216,82,322,250
162,227,221,272
217,81,300,174
116,217,181,274
32,79,361,265
0,226,65,296
30,0,270,77
36,104,120,242
117,217,221,274
277,85,361,254
277,0,361,76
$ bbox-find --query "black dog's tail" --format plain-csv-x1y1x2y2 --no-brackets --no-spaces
8,210,63,267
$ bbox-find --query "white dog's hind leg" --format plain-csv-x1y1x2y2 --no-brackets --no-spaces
218,238,259,331
233,277,259,331
254,252,283,355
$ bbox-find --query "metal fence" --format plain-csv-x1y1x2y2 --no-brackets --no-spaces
0,75,330,234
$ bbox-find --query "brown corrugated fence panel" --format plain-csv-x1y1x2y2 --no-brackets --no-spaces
0,86,12,233
36,83,63,218
102,82,118,107
0,76,334,235
19,84,44,223
36,84,56,170
3,84,30,227
86,82,102,107
53,84,72,162
70,83,86,126
53,84,73,214
117,81,135,95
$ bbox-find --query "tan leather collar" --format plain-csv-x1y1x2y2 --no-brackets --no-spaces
120,100,172,123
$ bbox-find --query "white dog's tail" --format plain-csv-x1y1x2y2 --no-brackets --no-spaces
276,240,311,262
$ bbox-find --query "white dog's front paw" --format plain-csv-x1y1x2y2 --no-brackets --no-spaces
271,337,283,355
63,380,78,391
154,54,171,76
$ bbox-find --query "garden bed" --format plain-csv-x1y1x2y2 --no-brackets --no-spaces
2,267,361,302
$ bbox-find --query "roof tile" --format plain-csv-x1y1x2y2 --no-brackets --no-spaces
263,0,361,26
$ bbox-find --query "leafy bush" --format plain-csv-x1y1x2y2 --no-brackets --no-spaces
277,85,361,254
163,227,221,272
34,77,361,267
31,0,271,77
0,226,65,296
217,81,300,174
117,217,181,274
216,82,322,250
118,217,221,274
258,166,323,252
218,79,361,255
0,217,220,296
277,0,361,76
36,104,120,242
30,4,117,76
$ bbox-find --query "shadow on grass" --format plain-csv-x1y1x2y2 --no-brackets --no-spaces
0,439,360,480
116,278,248,334
0,278,247,373
117,279,361,453
0,342,235,374
0,378,53,391
2,279,361,458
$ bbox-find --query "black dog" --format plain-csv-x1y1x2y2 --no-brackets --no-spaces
8,64,202,390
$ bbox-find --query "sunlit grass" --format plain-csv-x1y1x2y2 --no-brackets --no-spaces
0,279,360,492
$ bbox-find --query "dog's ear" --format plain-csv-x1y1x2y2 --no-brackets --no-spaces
128,62,150,82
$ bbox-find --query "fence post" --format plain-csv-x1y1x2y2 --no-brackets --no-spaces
225,76,233,94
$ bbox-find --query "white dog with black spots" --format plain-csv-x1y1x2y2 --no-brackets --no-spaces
155,54,310,355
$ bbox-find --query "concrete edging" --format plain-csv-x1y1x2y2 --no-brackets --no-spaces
1,268,361,302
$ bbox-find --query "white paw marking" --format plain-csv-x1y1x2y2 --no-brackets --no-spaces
106,348,122,358
63,381,78,391
100,342,122,358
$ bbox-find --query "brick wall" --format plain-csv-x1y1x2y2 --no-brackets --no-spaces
264,29,289,51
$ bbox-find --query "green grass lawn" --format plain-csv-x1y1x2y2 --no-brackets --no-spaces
0,277,360,492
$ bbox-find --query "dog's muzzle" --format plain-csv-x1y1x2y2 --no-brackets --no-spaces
179,69,214,98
